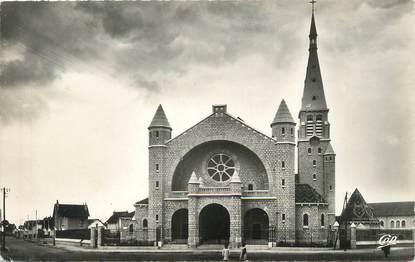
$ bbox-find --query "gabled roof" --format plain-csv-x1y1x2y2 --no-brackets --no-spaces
271,99,295,125
135,198,149,205
340,189,377,222
149,104,171,129
166,109,275,145
295,184,326,203
368,201,414,217
106,211,133,224
53,203,89,219
87,219,104,226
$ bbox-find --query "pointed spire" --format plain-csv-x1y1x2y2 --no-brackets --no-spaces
149,104,171,130
324,143,335,155
309,0,317,40
271,99,295,126
188,171,199,184
230,170,241,183
301,6,328,112
198,176,204,186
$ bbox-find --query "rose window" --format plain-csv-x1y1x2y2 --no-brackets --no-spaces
207,153,235,182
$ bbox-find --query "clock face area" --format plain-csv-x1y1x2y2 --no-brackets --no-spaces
171,140,269,191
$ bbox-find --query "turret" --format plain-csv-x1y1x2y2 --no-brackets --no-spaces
148,104,172,145
230,170,242,194
323,143,336,225
271,99,296,143
188,171,200,193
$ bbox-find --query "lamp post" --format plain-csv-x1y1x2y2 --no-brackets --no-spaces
1,187,10,251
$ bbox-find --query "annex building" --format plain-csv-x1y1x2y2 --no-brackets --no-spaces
133,10,336,247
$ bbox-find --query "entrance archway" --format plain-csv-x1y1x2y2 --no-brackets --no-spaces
199,204,230,244
243,208,269,244
171,209,188,243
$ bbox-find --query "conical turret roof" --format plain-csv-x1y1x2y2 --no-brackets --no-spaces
271,99,295,126
188,171,199,184
324,143,335,155
149,104,171,129
230,170,241,183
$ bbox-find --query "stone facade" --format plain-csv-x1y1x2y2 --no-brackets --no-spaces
134,10,335,247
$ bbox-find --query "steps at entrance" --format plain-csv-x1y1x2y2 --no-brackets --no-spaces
247,244,270,250
197,244,224,250
162,244,189,250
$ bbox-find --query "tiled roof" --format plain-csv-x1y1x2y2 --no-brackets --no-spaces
295,184,326,203
271,99,295,125
368,201,414,217
106,211,130,224
149,104,171,129
135,198,149,205
53,203,89,219
340,189,377,222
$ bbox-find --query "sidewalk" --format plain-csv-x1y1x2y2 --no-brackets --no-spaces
53,242,413,255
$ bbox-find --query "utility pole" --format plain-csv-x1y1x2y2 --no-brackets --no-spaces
1,187,10,251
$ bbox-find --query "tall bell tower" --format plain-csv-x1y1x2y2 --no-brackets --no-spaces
297,3,336,223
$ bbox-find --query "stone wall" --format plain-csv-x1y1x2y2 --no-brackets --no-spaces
295,204,329,244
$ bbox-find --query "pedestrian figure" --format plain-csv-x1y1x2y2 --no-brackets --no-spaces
240,242,248,261
222,243,230,261
381,244,391,258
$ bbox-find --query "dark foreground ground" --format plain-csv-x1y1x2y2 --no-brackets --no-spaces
1,237,414,261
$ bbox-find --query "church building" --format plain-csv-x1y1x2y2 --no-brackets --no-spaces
134,9,336,247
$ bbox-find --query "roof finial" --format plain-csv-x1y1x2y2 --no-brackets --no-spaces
309,0,316,14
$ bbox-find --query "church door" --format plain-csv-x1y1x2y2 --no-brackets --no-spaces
199,204,230,244
171,209,188,243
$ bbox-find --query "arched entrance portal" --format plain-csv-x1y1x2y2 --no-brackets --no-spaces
244,208,269,244
199,204,230,244
171,209,188,243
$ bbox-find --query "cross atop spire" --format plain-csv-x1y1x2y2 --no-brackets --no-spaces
300,3,327,112
309,0,316,14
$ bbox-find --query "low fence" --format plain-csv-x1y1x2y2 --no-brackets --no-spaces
98,227,335,247
356,228,413,241
56,229,90,240
356,228,414,248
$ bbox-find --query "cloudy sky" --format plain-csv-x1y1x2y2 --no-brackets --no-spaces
0,0,414,225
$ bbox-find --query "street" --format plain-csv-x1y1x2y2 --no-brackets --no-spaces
1,237,414,261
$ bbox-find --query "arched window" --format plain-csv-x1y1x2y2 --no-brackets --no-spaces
281,127,285,135
318,148,322,154
313,160,317,166
320,214,325,227
313,174,317,180
155,131,159,138
402,220,406,228
281,161,285,168
316,115,323,121
308,148,312,154
380,220,384,227
307,115,313,121
248,184,253,191
390,220,395,228
143,219,148,228
396,220,400,228
281,179,285,187
303,214,309,227
129,224,134,233
290,128,294,135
